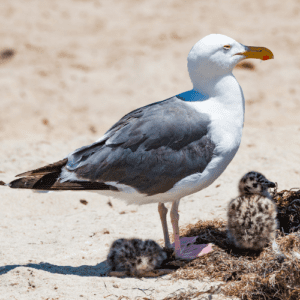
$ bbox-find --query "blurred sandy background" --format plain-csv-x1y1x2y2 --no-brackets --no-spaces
1,0,300,299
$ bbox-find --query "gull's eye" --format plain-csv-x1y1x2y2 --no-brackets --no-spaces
223,45,231,50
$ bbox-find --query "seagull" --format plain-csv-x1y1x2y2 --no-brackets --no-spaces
9,34,273,259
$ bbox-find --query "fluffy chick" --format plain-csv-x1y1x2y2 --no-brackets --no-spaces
227,171,277,251
107,238,167,276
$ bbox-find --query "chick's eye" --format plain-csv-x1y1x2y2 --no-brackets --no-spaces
223,45,231,50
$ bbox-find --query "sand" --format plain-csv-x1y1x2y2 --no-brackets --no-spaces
1,0,300,299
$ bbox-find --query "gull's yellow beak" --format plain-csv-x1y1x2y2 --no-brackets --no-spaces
235,45,274,60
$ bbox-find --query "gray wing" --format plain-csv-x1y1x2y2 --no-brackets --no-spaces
65,96,215,196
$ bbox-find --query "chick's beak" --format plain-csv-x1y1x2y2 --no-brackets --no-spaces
267,181,276,188
235,45,274,60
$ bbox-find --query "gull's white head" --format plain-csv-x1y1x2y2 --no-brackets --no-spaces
187,34,273,89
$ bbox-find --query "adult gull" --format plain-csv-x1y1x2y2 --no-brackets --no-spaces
9,34,273,259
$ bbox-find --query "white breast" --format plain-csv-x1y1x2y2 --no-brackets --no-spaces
164,76,245,200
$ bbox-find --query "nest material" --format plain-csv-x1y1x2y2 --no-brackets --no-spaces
273,188,300,233
167,188,300,300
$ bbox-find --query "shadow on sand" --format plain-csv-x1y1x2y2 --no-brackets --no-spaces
0,260,110,277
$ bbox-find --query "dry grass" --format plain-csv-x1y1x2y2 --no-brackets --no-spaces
166,188,300,300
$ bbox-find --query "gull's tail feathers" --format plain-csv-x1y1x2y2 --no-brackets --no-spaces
9,159,111,191
15,158,68,177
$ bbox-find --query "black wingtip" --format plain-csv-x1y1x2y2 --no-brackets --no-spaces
9,173,114,191
9,177,37,189
0,180,6,186
15,158,68,177
9,178,22,188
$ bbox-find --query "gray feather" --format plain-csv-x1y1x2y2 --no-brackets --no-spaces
65,96,215,195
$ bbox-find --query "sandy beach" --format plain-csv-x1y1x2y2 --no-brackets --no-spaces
1,0,300,299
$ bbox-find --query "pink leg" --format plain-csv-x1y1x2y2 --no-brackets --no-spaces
170,200,181,254
158,202,171,248
170,200,213,260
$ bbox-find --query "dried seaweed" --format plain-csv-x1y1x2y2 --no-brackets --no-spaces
273,188,300,234
168,188,300,300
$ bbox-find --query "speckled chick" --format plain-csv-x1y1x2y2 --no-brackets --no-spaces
227,171,277,251
107,238,167,276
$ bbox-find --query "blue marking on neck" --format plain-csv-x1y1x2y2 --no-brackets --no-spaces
176,89,209,102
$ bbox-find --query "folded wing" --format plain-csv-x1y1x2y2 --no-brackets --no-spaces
10,97,215,195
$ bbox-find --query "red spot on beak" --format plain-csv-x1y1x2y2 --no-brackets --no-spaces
263,55,270,60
